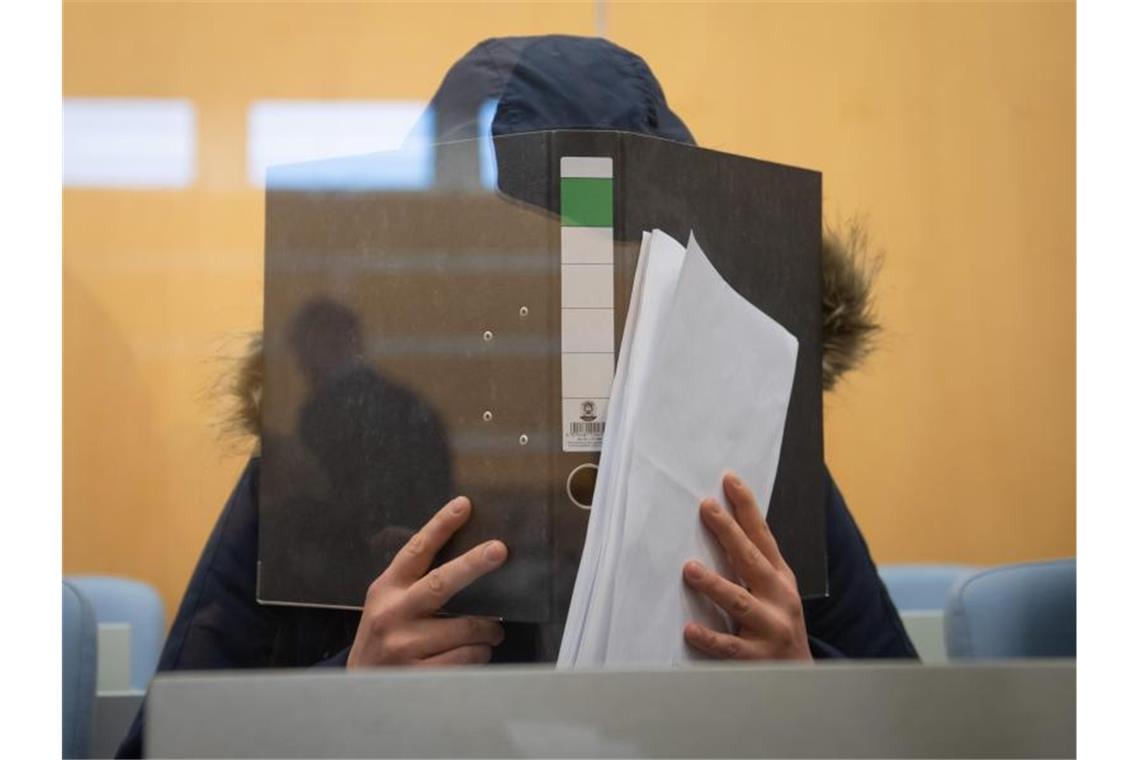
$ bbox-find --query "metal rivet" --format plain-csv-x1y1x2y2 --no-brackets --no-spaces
483,330,494,342
482,410,493,422
518,434,529,446
518,306,529,319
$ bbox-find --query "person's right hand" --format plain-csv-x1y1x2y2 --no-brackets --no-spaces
346,496,508,668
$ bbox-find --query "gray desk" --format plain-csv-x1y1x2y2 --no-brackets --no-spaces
147,661,1074,758
92,691,144,758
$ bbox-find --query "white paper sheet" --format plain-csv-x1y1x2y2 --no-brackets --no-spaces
574,230,686,664
558,230,799,668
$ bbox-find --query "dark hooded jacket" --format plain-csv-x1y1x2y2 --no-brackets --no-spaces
117,35,914,759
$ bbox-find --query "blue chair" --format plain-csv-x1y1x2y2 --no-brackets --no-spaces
67,575,166,690
879,564,978,611
63,580,97,759
944,558,1076,659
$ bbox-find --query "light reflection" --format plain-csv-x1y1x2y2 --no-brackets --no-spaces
479,98,500,191
250,100,433,190
63,98,197,189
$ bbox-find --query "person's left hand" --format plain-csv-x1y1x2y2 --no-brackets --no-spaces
681,472,812,661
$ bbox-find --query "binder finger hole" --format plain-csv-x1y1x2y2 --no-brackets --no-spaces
566,463,599,510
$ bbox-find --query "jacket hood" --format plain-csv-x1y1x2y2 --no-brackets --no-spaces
226,36,879,437
416,35,695,145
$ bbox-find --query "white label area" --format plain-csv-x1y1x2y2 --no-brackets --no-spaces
561,226,614,264
561,156,614,452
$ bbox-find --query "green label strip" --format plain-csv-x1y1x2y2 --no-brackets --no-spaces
561,177,614,227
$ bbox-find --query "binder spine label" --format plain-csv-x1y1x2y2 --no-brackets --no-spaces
560,156,614,452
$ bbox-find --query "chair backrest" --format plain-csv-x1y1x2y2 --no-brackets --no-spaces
66,575,166,690
878,564,978,611
944,558,1076,659
63,580,97,759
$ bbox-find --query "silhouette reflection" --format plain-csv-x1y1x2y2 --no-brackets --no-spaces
281,298,452,601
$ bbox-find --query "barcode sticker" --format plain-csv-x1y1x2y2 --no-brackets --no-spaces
563,398,609,452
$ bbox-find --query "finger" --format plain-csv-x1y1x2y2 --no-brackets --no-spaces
723,473,786,571
416,644,493,667
683,621,753,660
682,560,775,632
404,539,508,615
387,496,472,582
401,616,505,659
699,497,777,591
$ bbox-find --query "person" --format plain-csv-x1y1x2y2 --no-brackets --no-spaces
116,34,914,758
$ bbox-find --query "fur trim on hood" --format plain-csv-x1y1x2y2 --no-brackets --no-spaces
820,221,882,392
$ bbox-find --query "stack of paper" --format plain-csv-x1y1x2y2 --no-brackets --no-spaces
557,230,800,667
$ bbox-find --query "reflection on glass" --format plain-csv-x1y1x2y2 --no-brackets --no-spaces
63,98,197,188
247,100,433,189
478,98,499,191
269,297,453,599
259,135,561,620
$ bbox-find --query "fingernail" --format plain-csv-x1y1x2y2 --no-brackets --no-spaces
684,561,704,580
483,541,507,563
700,499,720,515
451,497,469,515
725,473,742,489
